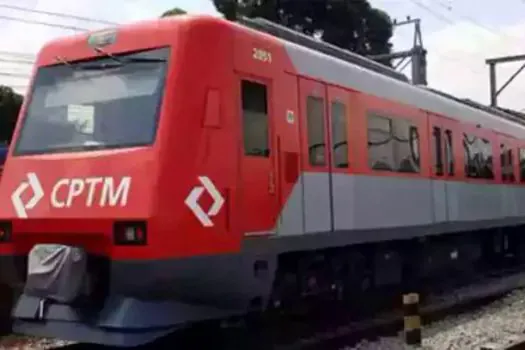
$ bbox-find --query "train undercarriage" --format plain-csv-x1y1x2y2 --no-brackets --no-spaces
6,225,525,347
266,225,525,320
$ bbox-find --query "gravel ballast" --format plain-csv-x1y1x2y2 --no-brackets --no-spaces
0,335,74,349
344,289,525,350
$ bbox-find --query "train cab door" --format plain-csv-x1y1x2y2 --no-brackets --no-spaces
298,78,333,233
237,75,280,236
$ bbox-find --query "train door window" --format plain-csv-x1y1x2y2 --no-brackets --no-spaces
241,80,269,157
306,96,326,166
330,101,348,168
481,138,494,179
433,126,443,176
519,148,525,182
444,129,454,175
463,133,493,179
501,144,515,182
500,144,507,181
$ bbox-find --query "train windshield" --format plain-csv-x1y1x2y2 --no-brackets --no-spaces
14,47,170,155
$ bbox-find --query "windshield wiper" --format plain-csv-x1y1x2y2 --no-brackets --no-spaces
55,56,73,66
78,56,166,70
93,47,122,64
53,48,165,71
90,47,165,65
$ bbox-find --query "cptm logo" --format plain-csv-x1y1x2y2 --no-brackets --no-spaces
11,172,44,219
184,176,225,227
11,173,132,218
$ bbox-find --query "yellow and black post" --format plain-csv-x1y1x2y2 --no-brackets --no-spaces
403,292,421,346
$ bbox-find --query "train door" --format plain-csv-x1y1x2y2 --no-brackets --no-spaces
498,133,518,218
326,85,350,231
428,113,456,223
497,133,517,184
237,75,280,235
298,78,332,233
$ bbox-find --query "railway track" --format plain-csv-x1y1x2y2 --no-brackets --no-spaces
25,266,525,350
341,285,525,349
480,336,525,350
273,268,525,350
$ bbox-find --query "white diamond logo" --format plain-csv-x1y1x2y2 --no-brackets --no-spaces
184,176,224,227
11,172,44,219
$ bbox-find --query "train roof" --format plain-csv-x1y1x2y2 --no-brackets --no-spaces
237,17,409,83
34,15,525,139
236,16,525,139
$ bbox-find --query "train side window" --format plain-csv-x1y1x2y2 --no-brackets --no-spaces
331,101,348,168
366,113,419,173
367,113,394,171
519,148,525,182
306,96,326,166
463,133,493,179
393,119,420,173
445,129,454,175
241,80,269,157
433,126,443,175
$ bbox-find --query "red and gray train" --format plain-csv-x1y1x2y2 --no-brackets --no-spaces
0,14,522,347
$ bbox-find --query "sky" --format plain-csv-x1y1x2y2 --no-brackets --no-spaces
1,0,525,111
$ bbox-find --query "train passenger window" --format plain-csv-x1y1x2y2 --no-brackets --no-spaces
331,101,348,168
519,148,525,182
501,144,515,182
367,114,394,171
241,80,269,157
444,130,454,175
306,96,326,166
366,113,420,173
433,127,443,176
463,133,493,179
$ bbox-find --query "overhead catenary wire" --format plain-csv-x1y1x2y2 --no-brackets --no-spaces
0,72,30,79
0,50,35,59
7,85,28,89
0,3,118,26
407,0,489,76
409,0,523,72
0,14,89,31
0,4,120,94
414,0,520,49
0,57,35,65
409,0,454,24
413,0,525,110
428,0,513,40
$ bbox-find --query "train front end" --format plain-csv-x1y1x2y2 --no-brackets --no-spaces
0,16,240,347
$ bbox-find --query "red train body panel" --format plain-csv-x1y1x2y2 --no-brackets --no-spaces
1,14,525,346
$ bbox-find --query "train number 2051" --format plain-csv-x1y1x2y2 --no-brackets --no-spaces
253,48,272,63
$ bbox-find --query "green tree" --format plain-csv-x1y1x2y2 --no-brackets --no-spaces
161,7,187,17
211,0,394,66
0,86,22,144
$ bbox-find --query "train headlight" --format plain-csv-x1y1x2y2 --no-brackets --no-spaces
0,221,12,242
113,221,147,246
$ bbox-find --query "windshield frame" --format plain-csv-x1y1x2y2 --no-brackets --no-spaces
12,46,171,156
